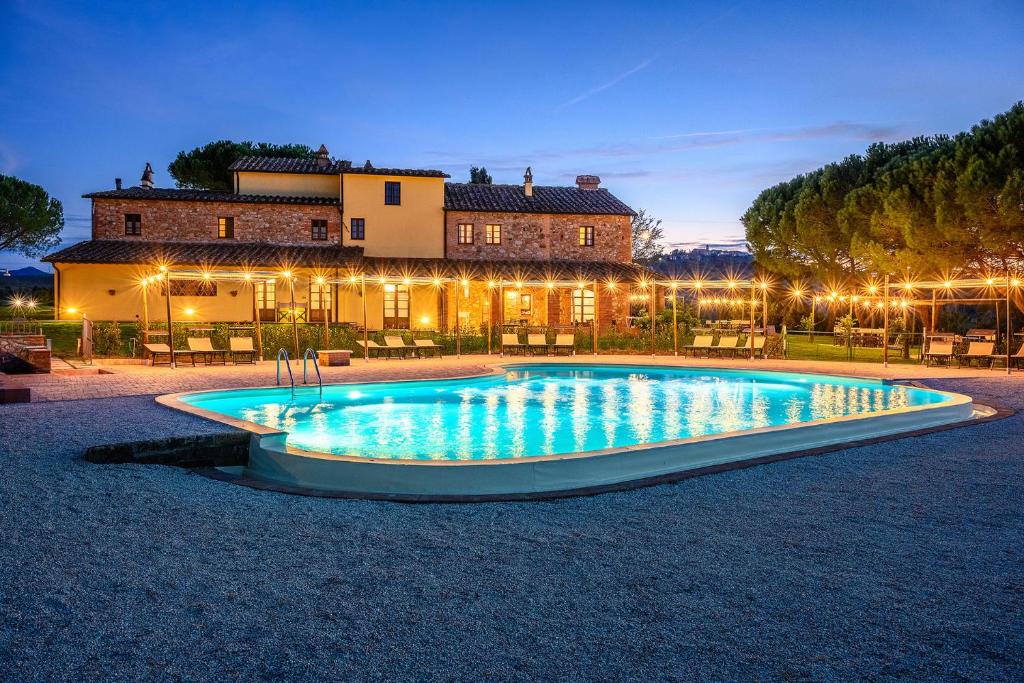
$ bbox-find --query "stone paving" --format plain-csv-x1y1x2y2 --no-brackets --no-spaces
7,352,1019,402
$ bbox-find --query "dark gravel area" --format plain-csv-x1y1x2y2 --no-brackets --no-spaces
1,379,1022,682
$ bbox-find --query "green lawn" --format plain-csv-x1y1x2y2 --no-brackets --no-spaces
785,335,922,365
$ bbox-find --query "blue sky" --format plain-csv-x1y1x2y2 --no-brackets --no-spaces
2,0,1022,270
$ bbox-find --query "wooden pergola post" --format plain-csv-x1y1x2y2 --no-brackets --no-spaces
649,283,656,356
1006,270,1012,376
454,282,462,357
498,282,505,356
252,281,263,360
360,275,369,363
883,274,889,368
748,281,755,360
592,281,599,356
288,275,300,357
163,272,175,369
671,284,678,356
321,280,329,348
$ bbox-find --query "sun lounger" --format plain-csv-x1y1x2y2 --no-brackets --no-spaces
187,337,227,365
711,336,740,357
413,338,443,357
683,334,713,357
384,335,416,358
552,333,575,355
229,337,257,364
357,339,394,359
527,333,549,355
990,344,1024,369
748,335,767,358
143,343,173,366
924,340,954,366
502,333,526,355
957,341,994,367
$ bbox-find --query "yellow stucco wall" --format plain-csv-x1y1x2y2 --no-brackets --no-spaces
342,174,444,257
236,171,340,198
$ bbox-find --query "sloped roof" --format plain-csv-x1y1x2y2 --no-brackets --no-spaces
43,240,648,282
444,183,635,216
229,156,449,178
82,187,339,206
42,240,361,267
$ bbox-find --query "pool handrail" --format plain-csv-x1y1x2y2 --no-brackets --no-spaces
302,348,323,395
276,348,294,388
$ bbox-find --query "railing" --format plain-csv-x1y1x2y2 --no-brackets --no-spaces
276,348,294,388
302,347,322,396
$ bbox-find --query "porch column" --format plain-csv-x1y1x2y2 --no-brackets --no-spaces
498,282,505,356
749,281,755,360
592,281,599,356
454,281,462,357
252,281,263,360
1006,270,1012,376
882,275,889,368
361,275,369,363
671,284,678,356
288,275,299,357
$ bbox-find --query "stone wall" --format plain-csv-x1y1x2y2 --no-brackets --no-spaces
0,334,51,373
445,211,631,262
91,198,342,245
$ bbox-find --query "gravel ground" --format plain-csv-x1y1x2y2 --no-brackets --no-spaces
1,378,1022,682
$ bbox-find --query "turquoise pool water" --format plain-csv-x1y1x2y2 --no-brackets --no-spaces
178,364,953,461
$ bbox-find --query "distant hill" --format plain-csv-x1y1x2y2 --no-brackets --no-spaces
6,266,50,277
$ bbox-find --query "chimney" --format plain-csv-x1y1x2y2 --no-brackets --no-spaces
575,174,600,191
523,167,533,197
364,159,373,170
140,162,154,189
115,178,122,190
316,144,330,169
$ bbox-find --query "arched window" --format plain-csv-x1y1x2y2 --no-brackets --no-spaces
572,289,594,323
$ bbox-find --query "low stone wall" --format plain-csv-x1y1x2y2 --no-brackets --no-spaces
0,334,51,373
84,432,250,467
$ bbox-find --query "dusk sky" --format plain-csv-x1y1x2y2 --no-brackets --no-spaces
2,0,1022,270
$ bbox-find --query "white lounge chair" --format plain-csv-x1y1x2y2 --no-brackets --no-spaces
683,334,713,357
527,333,549,355
502,333,525,355
552,333,575,355
924,340,954,366
413,338,443,357
958,341,994,367
187,337,227,365
712,336,740,357
229,337,257,364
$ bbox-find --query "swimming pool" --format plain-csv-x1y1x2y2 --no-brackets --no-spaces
162,363,976,499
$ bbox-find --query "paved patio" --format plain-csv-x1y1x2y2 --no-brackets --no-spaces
1,357,1021,680
11,353,1020,402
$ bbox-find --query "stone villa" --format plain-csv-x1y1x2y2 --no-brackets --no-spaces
44,146,644,333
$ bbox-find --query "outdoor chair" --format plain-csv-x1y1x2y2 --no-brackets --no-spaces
502,333,526,355
711,336,740,357
552,333,575,355
957,341,995,367
143,343,173,366
749,335,767,358
527,333,550,355
990,344,1024,370
356,339,393,359
923,340,955,366
384,335,417,358
413,338,443,357
186,337,228,365
229,337,257,364
683,334,713,357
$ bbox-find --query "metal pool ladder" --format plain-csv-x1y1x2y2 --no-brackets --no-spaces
303,348,323,396
276,348,294,388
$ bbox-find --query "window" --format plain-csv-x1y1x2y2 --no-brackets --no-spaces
457,223,474,245
485,224,501,245
572,289,595,323
218,217,234,239
383,283,410,328
165,279,218,297
350,218,365,240
309,281,332,322
579,225,594,247
384,181,401,205
255,281,276,322
124,213,142,236
311,219,328,241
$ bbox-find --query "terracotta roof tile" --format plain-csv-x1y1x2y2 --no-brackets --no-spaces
82,187,339,206
444,183,635,216
229,156,449,178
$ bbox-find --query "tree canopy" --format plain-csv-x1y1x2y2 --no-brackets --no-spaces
631,209,665,265
0,174,64,257
469,166,492,184
168,140,317,191
743,102,1024,281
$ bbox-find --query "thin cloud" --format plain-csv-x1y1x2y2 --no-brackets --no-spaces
556,58,654,110
426,121,912,168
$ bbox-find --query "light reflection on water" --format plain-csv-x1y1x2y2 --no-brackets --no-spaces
195,366,943,461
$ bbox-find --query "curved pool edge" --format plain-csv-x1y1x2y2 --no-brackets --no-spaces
155,364,980,500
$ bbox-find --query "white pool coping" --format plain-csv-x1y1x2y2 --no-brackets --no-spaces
157,364,978,499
